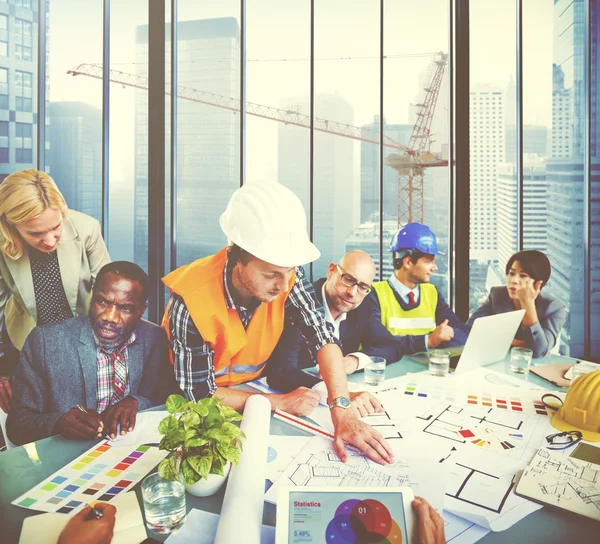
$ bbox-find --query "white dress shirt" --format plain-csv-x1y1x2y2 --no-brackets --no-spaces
321,285,371,371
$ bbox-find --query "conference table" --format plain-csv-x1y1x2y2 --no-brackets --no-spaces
1,353,598,544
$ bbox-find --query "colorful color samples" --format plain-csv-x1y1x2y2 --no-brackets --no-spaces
12,440,168,514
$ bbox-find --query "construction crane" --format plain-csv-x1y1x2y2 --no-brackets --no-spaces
386,52,448,224
68,55,447,226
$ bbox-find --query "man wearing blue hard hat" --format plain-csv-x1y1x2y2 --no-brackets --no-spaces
367,223,468,353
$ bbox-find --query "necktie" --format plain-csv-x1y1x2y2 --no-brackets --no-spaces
112,355,127,403
407,291,417,307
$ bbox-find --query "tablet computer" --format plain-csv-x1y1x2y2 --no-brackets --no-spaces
275,486,415,544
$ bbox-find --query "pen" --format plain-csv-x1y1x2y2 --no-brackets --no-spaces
88,506,103,520
76,405,103,436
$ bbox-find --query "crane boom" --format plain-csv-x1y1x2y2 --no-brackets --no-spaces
67,62,448,169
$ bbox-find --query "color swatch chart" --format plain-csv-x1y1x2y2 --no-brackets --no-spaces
12,441,168,514
458,427,524,452
399,381,549,416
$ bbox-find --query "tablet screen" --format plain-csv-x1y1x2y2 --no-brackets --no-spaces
287,490,409,543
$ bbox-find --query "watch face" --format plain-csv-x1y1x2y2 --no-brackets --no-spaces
338,397,351,408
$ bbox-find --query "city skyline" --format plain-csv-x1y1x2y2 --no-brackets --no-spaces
0,1,596,358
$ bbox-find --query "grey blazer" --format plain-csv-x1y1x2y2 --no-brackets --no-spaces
7,316,181,446
467,286,566,359
0,210,110,350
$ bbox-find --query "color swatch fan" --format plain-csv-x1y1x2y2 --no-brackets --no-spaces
458,426,524,452
12,441,168,514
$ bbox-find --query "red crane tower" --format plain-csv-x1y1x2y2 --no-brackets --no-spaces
67,54,447,226
386,51,448,225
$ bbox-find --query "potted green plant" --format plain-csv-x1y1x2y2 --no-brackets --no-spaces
157,394,245,497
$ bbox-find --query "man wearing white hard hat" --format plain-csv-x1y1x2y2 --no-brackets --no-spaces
162,181,394,465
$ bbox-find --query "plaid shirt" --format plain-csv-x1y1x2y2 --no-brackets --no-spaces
167,261,338,402
95,331,136,412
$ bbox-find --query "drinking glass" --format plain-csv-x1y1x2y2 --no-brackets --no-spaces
571,362,599,383
429,350,450,377
509,347,533,375
365,357,386,386
141,472,186,534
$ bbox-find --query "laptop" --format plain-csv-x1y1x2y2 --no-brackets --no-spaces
453,309,526,373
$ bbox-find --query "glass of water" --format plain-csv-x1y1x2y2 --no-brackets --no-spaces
429,350,450,377
571,361,599,383
509,347,533,375
142,472,187,534
365,356,386,386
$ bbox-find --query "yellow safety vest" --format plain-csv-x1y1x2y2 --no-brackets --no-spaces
372,281,438,336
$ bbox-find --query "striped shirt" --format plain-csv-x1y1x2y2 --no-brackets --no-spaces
167,260,338,401
95,331,136,412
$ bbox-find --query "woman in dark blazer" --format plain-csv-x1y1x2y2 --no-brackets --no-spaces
0,169,110,411
467,250,566,359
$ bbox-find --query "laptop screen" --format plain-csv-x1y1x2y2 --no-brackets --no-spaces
287,490,409,543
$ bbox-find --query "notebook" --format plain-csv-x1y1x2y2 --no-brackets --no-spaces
515,448,600,521
19,491,147,544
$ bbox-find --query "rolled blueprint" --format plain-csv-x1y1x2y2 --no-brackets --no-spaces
214,394,271,544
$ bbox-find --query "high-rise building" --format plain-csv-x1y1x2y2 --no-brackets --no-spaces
503,77,548,161
469,86,504,309
134,18,240,271
551,64,572,158
505,125,548,163
493,155,548,285
46,102,102,222
545,0,600,356
0,5,38,181
279,93,355,279
470,86,504,260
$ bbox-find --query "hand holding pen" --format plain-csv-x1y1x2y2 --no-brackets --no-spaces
58,503,116,544
56,405,104,440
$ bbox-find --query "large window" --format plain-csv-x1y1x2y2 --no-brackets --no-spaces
246,0,310,254
590,1,600,359
312,0,379,280
469,0,516,314
109,0,148,266
2,1,597,359
46,0,103,223
173,1,241,268
522,0,574,355
384,0,450,297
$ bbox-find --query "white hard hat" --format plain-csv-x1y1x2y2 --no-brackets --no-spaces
219,181,321,268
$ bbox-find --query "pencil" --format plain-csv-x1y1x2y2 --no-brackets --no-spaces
273,410,335,441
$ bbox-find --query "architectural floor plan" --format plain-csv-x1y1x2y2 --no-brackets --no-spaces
517,448,600,521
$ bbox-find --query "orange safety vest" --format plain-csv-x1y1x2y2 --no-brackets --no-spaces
162,247,295,387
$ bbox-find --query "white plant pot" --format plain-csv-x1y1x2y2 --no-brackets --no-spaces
185,461,231,497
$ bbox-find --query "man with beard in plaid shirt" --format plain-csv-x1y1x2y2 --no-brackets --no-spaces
7,261,179,446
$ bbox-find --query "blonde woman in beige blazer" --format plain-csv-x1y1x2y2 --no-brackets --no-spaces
0,169,110,411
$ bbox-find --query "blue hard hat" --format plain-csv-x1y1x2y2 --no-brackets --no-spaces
390,223,442,255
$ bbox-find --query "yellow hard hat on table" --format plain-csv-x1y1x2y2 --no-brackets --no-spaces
551,370,600,442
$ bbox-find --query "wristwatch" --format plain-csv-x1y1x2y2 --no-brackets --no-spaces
328,396,351,410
